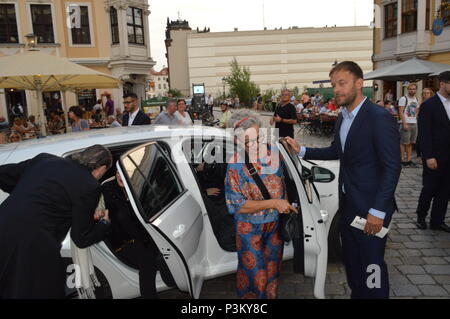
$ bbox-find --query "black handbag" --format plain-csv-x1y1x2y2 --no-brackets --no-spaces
245,158,300,243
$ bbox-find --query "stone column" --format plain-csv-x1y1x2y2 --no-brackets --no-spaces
0,89,7,119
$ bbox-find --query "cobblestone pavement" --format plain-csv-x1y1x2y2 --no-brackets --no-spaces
161,112,450,299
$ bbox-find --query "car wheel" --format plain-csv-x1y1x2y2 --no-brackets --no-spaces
64,258,113,299
327,211,343,263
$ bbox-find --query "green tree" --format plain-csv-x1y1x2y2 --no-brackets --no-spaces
224,58,260,107
168,88,183,98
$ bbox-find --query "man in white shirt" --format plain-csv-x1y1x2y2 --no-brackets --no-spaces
398,83,419,167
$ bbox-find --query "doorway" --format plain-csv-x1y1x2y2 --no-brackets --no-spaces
5,89,27,121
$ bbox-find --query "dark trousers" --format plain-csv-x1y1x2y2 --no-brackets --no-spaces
416,164,450,226
339,198,390,299
340,220,389,299
117,241,158,299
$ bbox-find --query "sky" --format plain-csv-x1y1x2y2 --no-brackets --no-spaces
148,0,375,70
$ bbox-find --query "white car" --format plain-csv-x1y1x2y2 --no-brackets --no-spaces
0,126,341,299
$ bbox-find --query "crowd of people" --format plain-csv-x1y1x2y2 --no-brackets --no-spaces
0,93,202,145
0,61,448,301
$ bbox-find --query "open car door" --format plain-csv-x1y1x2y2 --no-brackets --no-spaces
117,142,206,298
277,140,328,299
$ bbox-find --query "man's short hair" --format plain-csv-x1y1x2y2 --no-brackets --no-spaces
123,92,138,100
177,99,186,104
408,83,418,89
329,61,364,80
438,71,450,83
166,99,177,107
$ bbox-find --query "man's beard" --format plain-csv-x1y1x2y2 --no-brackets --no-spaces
335,89,358,107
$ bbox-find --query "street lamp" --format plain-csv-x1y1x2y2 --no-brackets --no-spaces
222,77,227,99
25,33,38,51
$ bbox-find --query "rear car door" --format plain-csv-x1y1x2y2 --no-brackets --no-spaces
117,142,206,298
277,141,328,299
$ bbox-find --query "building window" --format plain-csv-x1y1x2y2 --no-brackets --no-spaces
158,84,161,90
163,84,167,89
127,7,144,45
402,0,418,33
425,0,431,30
443,0,450,27
31,4,55,44
110,6,119,44
69,5,91,44
0,4,18,43
384,3,398,38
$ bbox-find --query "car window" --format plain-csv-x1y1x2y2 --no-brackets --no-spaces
278,141,314,203
121,143,183,222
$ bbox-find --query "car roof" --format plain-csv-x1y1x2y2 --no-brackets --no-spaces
0,126,230,164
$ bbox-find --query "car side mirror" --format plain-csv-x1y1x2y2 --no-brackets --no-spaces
311,166,335,183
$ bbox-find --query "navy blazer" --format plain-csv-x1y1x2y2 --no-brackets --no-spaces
304,99,401,226
122,109,151,126
418,94,450,164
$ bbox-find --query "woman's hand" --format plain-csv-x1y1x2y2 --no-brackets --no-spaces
206,188,221,196
271,199,298,214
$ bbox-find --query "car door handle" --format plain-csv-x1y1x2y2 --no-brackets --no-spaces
172,224,186,239
320,194,333,198
320,210,329,222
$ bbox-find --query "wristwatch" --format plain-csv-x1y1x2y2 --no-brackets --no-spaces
99,218,110,226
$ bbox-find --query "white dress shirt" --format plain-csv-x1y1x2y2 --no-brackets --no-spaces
127,109,139,127
437,92,450,121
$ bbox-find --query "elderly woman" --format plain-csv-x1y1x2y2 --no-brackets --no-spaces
225,110,297,299
174,99,193,126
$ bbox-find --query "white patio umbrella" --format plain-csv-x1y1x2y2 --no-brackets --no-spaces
430,69,450,76
0,50,120,136
365,58,450,81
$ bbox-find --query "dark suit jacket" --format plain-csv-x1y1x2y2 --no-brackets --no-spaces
0,154,109,298
304,99,401,226
122,109,151,126
418,94,450,165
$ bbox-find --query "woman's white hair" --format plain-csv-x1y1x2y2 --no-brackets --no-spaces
227,109,262,135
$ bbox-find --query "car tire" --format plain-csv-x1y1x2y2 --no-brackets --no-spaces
64,258,113,299
327,211,343,263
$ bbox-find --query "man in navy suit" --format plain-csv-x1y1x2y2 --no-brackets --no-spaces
122,93,151,126
416,71,450,232
286,61,401,299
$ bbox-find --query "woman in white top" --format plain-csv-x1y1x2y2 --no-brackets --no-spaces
174,99,193,126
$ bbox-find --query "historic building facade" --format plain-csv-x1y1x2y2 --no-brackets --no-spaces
0,0,155,121
373,0,450,101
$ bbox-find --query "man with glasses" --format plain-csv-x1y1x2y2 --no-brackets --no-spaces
270,89,297,138
416,71,450,232
122,93,151,126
